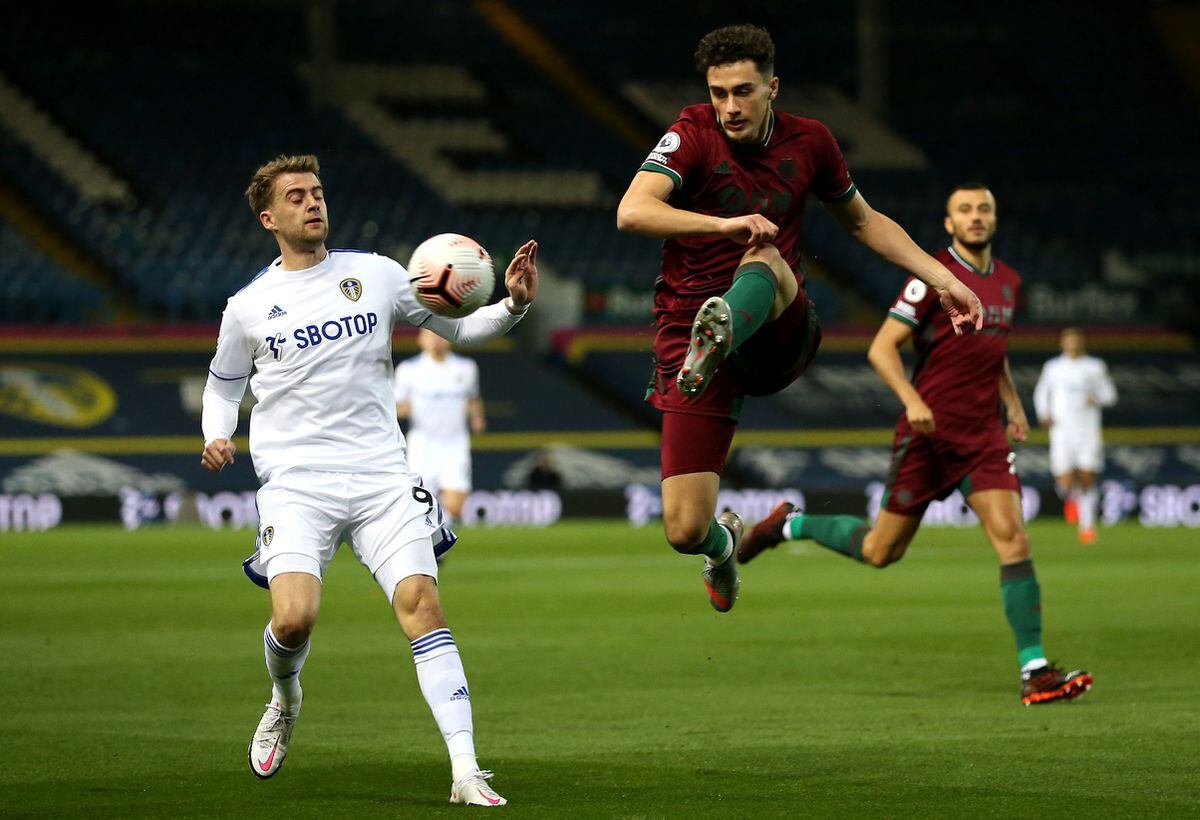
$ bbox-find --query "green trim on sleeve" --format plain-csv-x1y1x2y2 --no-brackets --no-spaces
819,181,857,204
887,309,920,329
638,161,683,191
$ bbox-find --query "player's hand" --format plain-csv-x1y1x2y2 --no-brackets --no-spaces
201,438,235,472
1006,410,1030,443
936,277,984,335
905,398,935,435
1039,416,1053,427
720,214,778,246
504,239,539,308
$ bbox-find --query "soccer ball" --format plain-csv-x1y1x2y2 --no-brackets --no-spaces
407,233,495,318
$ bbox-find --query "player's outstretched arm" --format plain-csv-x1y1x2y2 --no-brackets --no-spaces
999,358,1029,442
423,240,538,346
824,192,983,334
617,171,778,245
868,317,935,434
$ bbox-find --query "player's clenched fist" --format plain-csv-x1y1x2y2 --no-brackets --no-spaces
721,214,778,246
201,438,236,472
904,398,935,435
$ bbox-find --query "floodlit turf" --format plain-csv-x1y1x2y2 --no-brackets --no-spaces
1,521,1198,818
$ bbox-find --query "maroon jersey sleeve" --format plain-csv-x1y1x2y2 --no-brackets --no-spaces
637,112,708,192
809,121,856,204
887,277,939,330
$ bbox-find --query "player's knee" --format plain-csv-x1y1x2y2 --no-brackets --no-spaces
740,243,782,269
997,530,1031,562
393,575,445,626
663,517,710,554
270,612,315,647
861,535,902,568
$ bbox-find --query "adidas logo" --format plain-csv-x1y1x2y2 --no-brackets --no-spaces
714,161,732,175
449,685,470,702
267,305,287,320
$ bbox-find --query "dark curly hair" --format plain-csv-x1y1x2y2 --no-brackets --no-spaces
694,24,775,76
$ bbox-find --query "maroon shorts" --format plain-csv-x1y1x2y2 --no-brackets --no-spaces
882,427,1020,516
647,292,822,421
651,291,821,479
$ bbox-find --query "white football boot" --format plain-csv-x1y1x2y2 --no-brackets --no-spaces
450,770,508,807
247,694,301,778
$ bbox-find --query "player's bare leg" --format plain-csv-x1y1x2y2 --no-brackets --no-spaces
440,489,467,521
662,471,741,611
1075,470,1098,544
1055,472,1079,525
678,244,796,396
392,574,505,806
249,572,321,778
742,502,920,567
968,489,1092,704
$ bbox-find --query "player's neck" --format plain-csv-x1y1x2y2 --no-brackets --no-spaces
951,240,991,274
277,243,328,271
427,351,448,362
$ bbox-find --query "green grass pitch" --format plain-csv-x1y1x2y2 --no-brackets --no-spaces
2,521,1198,818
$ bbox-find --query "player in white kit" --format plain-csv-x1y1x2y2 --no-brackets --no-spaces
395,329,485,524
1033,327,1117,543
200,155,538,806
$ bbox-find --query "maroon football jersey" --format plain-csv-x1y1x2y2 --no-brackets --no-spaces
639,104,855,306
887,247,1021,443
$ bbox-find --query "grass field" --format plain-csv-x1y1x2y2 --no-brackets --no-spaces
2,521,1198,818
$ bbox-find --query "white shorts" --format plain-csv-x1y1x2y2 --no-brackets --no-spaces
407,438,472,495
254,469,447,601
1049,429,1104,476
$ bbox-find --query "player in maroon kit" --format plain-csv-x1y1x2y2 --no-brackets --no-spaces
739,183,1093,705
616,24,982,613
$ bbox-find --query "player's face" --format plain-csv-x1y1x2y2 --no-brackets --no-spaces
944,189,997,252
1061,330,1085,357
706,61,778,145
418,328,451,357
263,172,328,249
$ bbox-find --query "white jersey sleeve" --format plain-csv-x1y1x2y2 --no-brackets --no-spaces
202,300,253,444
466,358,480,400
1093,360,1117,407
1033,359,1055,423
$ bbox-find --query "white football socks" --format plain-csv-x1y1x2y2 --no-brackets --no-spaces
1079,487,1099,531
411,628,478,781
263,622,309,710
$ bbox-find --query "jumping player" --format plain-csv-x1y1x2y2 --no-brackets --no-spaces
395,329,486,526
1033,328,1117,543
616,24,983,613
201,154,537,804
739,183,1093,705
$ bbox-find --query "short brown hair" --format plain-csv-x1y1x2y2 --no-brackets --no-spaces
945,181,993,212
694,25,775,76
245,154,320,215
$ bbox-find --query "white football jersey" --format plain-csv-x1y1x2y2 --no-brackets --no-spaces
207,250,433,482
1033,354,1117,435
394,352,479,447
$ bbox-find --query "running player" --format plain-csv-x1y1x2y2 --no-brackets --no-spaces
739,183,1093,705
616,24,983,613
1033,328,1117,543
395,329,485,525
201,154,537,805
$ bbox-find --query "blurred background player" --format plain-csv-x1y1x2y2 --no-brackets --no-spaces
739,183,1093,705
1034,328,1118,543
201,154,538,805
616,24,983,613
395,329,486,527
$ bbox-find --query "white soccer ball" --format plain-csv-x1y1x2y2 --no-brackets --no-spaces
407,233,495,318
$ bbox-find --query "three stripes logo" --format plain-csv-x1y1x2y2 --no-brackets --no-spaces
267,305,287,320
449,686,470,702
